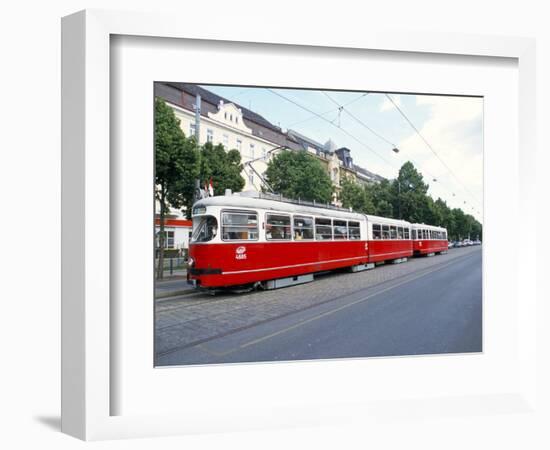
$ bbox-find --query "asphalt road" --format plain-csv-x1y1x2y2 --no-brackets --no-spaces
156,246,482,366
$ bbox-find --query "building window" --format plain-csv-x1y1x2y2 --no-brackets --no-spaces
156,230,175,249
189,123,196,137
262,147,267,159
236,116,239,124
222,134,229,148
206,129,214,143
248,173,254,185
249,143,255,159
230,114,233,122
236,139,242,152
224,112,227,120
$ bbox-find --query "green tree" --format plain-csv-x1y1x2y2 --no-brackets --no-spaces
339,176,375,213
155,98,200,279
391,161,430,222
367,179,395,217
264,151,333,203
197,142,245,203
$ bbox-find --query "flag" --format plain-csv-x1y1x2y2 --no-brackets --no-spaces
208,178,214,197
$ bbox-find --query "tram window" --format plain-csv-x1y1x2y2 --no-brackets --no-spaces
390,225,397,239
221,212,258,240
443,231,447,240
397,226,404,239
349,221,361,240
382,225,390,239
192,215,218,243
333,220,347,240
266,214,291,240
315,218,332,240
404,227,410,239
372,224,382,239
293,215,314,240
412,229,417,240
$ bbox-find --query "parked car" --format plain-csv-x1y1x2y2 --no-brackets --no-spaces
454,241,462,248
448,241,454,249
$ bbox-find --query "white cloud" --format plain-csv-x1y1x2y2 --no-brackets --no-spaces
395,95,483,220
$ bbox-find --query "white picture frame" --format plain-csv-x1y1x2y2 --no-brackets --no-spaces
61,9,538,441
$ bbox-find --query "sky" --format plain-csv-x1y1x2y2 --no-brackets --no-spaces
204,84,483,223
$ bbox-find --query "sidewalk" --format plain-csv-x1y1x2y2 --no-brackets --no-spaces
155,272,195,299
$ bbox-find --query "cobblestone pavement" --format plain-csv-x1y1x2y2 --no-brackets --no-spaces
155,246,481,359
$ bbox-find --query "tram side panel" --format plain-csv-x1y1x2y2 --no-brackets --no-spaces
413,239,448,255
189,240,370,288
367,239,413,263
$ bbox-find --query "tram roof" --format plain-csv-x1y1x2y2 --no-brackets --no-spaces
194,194,365,220
193,193,411,225
411,222,447,231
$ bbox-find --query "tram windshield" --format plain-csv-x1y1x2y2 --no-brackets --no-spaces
192,215,218,243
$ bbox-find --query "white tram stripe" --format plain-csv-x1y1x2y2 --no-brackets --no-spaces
223,256,366,275
222,250,419,275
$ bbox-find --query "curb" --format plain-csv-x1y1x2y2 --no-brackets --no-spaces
155,288,198,301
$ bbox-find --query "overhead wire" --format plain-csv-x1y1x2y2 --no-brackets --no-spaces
322,91,482,216
384,93,483,209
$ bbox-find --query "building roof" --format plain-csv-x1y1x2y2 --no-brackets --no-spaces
164,82,282,133
286,129,326,152
353,163,386,182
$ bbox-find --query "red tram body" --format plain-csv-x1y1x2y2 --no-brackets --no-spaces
411,223,449,256
187,193,446,289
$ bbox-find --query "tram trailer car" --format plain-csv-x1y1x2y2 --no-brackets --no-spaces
411,223,449,256
187,193,440,290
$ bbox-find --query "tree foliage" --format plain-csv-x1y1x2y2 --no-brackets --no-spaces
155,98,200,210
339,176,375,213
198,142,245,202
339,160,482,240
155,98,200,279
264,151,333,203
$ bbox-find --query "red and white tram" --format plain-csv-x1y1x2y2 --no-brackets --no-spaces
187,192,448,290
411,223,449,256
